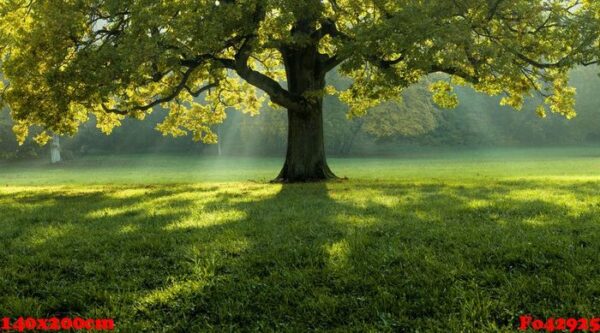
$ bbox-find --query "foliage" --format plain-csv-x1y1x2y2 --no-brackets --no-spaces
2,66,600,159
362,84,437,139
0,109,44,159
0,0,598,145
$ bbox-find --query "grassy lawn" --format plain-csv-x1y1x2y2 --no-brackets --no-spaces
2,147,600,331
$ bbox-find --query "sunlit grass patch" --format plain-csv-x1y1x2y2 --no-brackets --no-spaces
2,152,600,331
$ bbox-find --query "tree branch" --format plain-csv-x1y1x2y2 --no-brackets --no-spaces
101,65,216,115
211,38,303,110
513,52,569,69
486,0,506,21
429,65,480,84
322,54,346,72
317,19,352,71
185,82,218,97
316,19,407,72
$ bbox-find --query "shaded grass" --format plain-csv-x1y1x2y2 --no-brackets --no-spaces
2,149,600,331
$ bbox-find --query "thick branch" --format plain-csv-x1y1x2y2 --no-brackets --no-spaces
318,19,352,71
323,54,346,72
211,38,303,110
429,65,480,84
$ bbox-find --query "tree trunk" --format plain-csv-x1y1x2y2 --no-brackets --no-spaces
274,45,338,182
216,125,222,156
275,104,337,182
50,134,61,164
343,118,365,155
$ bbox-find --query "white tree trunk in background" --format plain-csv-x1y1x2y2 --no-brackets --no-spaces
50,134,61,164
217,126,222,156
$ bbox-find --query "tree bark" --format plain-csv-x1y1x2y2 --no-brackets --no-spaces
274,45,338,182
275,104,337,182
50,134,61,164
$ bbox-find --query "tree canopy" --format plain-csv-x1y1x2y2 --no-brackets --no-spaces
0,0,598,145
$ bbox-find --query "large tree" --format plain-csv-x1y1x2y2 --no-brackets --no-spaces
0,0,598,181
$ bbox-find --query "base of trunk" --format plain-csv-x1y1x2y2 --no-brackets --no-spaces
272,161,338,183
275,55,338,183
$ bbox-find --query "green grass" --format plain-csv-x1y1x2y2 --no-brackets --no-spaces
2,147,600,331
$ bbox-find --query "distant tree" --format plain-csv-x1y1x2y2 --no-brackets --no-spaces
568,66,600,142
64,110,210,155
0,109,10,158
50,134,61,164
362,85,437,139
323,71,438,154
240,74,438,155
1,1,598,181
0,108,44,160
239,107,287,154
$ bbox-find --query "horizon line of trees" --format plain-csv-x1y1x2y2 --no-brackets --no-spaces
1,67,599,161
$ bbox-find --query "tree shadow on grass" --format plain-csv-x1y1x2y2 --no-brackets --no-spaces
1,181,600,331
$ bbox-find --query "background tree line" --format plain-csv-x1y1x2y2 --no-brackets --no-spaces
1,67,599,161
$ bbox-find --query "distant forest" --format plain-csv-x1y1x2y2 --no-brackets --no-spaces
2,67,600,160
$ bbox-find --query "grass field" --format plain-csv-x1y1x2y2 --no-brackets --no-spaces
2,147,600,331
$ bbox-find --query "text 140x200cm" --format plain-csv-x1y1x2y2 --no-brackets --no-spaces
1,317,114,332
